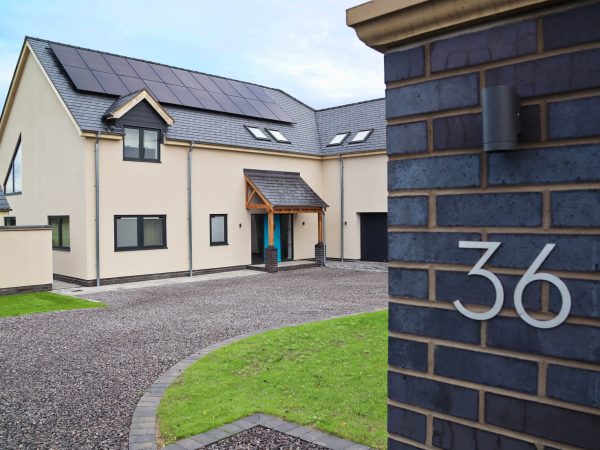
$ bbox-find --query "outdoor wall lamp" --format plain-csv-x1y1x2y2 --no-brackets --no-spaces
482,85,520,152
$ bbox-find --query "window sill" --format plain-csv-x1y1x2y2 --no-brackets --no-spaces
5,192,22,196
123,158,161,164
53,247,71,252
210,242,229,246
115,246,168,252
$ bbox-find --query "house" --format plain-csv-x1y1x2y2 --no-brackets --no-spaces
0,37,387,285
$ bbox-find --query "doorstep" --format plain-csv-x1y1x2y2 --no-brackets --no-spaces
247,259,318,272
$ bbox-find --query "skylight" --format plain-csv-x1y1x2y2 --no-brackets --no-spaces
245,126,270,141
327,132,349,146
266,129,290,143
350,129,374,144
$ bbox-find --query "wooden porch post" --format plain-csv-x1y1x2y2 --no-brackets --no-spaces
317,210,324,244
268,210,275,247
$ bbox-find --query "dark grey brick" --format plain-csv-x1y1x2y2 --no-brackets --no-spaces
487,317,600,364
433,113,482,150
388,405,427,442
552,190,600,228
389,371,479,420
389,268,428,299
388,196,428,227
387,121,428,155
388,439,421,450
385,46,425,83
435,346,538,394
550,277,600,319
487,233,599,273
519,105,541,143
548,96,600,140
432,418,536,450
389,232,481,265
436,270,541,311
547,364,600,408
431,20,536,72
543,2,600,50
389,337,428,372
486,48,600,98
488,145,600,187
485,393,600,449
389,303,480,344
389,154,480,190
386,74,479,119
437,193,542,227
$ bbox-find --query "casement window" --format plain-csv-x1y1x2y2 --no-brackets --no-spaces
4,136,22,194
210,214,228,245
4,217,16,226
123,127,160,162
48,216,70,250
115,215,166,251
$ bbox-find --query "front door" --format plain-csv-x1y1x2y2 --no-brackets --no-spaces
250,214,293,263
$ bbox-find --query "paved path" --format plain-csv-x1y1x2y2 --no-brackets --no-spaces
0,268,387,450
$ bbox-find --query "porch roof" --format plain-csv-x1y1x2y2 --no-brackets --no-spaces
0,188,10,212
244,169,327,211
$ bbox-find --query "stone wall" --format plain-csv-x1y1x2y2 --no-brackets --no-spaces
385,2,600,449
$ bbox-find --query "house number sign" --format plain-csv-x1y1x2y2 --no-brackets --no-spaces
454,241,572,329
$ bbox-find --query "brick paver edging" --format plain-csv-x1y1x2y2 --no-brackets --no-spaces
129,311,382,450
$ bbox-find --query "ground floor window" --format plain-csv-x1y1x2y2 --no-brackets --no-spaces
4,217,16,226
115,215,166,251
48,216,70,250
210,214,228,245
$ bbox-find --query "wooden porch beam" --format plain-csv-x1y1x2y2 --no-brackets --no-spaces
268,211,275,247
318,210,324,243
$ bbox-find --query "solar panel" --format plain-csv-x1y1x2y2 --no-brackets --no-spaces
78,49,112,73
50,43,293,122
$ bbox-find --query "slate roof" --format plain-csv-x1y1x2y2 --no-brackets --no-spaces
244,169,327,208
24,37,386,156
0,188,10,212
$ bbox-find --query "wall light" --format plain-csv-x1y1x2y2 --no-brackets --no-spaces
482,85,520,152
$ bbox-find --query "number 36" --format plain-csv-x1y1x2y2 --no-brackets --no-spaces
454,241,572,329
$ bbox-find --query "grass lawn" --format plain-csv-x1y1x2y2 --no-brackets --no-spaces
158,310,387,449
0,292,105,318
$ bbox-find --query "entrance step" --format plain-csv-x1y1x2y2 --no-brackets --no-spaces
247,260,318,272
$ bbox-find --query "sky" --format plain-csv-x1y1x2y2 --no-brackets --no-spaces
0,0,383,110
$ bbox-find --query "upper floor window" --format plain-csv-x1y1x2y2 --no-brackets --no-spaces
4,136,22,194
350,129,373,144
244,125,270,141
4,217,16,226
49,216,70,251
123,127,160,162
327,132,349,146
266,129,290,144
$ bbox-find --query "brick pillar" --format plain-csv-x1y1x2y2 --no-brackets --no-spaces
315,242,326,266
264,246,278,273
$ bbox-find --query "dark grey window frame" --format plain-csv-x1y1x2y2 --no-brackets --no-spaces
3,134,22,195
114,215,167,251
48,215,70,251
266,129,291,144
349,128,374,144
3,216,16,226
209,214,228,246
326,131,351,147
123,126,161,163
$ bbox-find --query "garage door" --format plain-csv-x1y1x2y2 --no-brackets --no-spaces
360,213,388,262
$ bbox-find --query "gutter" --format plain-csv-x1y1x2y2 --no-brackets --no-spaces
188,142,194,277
95,132,101,286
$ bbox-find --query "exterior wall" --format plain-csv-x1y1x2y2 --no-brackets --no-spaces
0,226,53,293
384,2,600,449
0,50,88,280
322,153,388,259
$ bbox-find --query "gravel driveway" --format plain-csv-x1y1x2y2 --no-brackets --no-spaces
0,268,387,450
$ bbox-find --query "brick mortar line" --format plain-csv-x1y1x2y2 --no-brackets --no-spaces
385,40,600,91
387,226,600,235
388,331,600,373
388,296,600,327
388,183,600,196
387,400,583,450
128,310,385,450
387,137,600,160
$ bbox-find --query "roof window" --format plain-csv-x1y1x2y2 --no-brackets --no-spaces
244,125,270,141
327,132,349,146
266,129,290,143
350,129,373,144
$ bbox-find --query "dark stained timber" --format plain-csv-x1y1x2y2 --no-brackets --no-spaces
78,49,112,73
50,43,291,121
63,65,105,92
